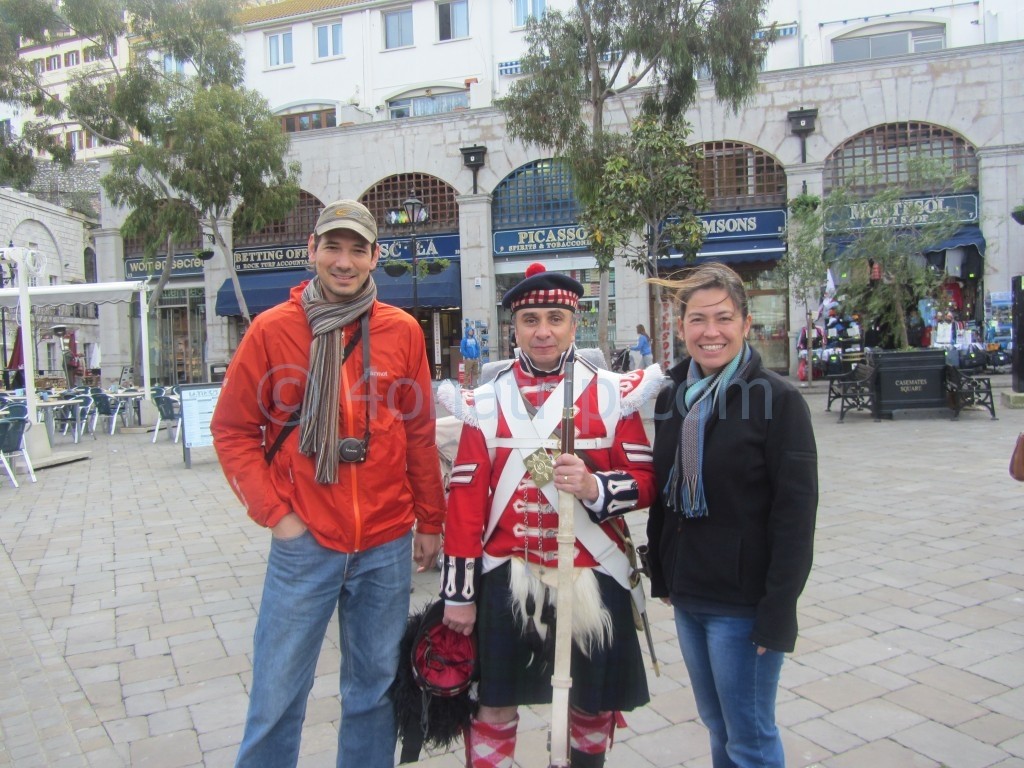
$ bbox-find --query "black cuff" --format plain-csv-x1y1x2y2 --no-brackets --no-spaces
586,471,639,523
440,555,479,603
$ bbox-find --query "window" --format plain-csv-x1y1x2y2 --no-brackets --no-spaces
823,122,978,196
384,8,413,49
32,59,44,74
46,54,61,71
363,173,460,237
438,1,468,41
163,54,184,74
315,22,343,58
388,90,469,119
492,159,578,228
66,130,98,151
63,50,79,67
267,30,293,67
832,24,945,63
233,190,324,248
83,42,116,62
280,108,337,133
514,0,545,27
697,141,786,212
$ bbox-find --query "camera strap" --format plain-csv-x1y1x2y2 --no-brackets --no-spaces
264,313,369,465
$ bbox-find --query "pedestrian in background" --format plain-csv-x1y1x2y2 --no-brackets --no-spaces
647,262,817,768
460,326,481,387
211,199,445,768
630,323,654,368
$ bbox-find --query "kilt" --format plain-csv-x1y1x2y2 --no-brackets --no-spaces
476,560,650,714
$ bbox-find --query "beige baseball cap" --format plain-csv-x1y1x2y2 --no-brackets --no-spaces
314,199,378,242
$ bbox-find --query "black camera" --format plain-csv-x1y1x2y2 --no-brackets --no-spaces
338,437,368,463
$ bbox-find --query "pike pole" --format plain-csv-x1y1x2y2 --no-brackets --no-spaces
548,348,575,768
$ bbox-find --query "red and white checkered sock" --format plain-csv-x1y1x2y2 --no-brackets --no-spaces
465,715,518,768
569,708,614,755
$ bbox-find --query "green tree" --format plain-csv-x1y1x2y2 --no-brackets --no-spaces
0,0,300,322
779,191,826,385
580,118,707,358
499,0,773,353
0,134,36,190
823,158,973,350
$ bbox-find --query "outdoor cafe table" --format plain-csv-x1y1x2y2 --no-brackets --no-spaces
109,390,146,426
35,399,81,447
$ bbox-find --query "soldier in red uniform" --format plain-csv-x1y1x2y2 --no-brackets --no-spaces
437,263,662,768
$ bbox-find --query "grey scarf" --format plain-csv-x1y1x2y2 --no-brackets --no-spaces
299,275,377,483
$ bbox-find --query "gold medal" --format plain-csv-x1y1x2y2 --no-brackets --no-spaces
524,449,554,486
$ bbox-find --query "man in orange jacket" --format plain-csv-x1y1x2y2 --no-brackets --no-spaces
211,199,445,768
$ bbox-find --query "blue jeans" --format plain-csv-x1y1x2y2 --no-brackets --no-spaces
674,609,785,768
236,530,412,768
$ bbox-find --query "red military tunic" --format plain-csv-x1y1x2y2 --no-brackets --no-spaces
438,357,660,602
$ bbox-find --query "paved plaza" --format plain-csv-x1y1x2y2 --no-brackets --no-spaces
0,384,1022,767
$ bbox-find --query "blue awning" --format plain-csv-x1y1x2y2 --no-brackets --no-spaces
215,270,309,316
829,225,987,262
923,225,986,254
374,261,462,308
214,262,463,317
659,236,785,269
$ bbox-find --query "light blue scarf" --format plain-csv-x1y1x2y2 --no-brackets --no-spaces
664,344,752,518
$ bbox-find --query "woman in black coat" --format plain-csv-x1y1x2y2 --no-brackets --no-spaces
647,263,818,768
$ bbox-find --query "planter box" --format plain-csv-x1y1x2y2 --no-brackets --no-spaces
871,349,948,418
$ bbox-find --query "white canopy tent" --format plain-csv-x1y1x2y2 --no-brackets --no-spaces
0,253,150,434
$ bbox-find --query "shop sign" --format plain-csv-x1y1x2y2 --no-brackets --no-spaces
378,233,461,260
494,211,787,257
124,255,206,279
494,225,590,255
699,209,787,240
826,194,978,232
233,244,309,272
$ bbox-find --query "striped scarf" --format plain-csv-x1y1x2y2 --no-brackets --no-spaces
664,344,752,518
299,275,377,483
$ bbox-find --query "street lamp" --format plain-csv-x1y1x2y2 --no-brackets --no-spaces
403,193,426,321
385,192,429,320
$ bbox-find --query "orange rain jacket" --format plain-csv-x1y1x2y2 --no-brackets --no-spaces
210,284,446,553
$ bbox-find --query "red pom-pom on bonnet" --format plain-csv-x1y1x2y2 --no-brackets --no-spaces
524,262,546,278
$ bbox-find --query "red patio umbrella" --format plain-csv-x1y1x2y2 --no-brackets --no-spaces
7,325,24,371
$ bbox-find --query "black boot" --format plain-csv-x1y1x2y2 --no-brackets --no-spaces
570,748,605,768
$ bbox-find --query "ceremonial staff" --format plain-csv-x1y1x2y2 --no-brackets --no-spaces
548,348,575,768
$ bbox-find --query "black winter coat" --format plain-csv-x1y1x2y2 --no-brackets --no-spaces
646,350,818,652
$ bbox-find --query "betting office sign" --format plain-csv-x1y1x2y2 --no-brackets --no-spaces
232,244,310,272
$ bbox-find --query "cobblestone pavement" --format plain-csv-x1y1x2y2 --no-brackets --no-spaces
0,384,1022,767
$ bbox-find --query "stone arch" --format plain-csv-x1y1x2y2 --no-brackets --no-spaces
824,121,978,197
694,140,787,212
233,189,326,247
491,159,578,230
361,173,460,237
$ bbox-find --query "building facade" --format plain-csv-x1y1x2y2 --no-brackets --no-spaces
0,188,97,387
87,0,1023,384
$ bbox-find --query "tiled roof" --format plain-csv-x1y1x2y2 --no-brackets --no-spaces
238,0,364,25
